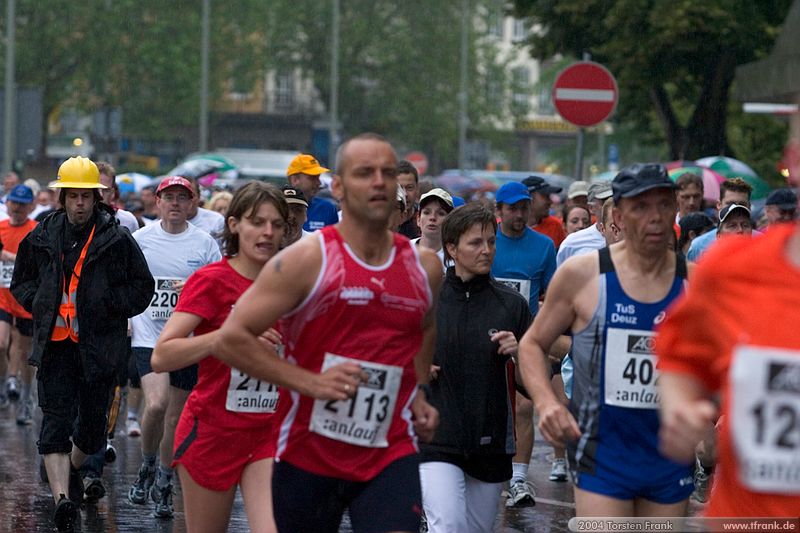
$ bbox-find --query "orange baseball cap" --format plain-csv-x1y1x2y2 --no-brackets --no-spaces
287,154,330,177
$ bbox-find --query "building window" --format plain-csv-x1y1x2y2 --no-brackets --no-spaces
487,9,503,37
513,19,528,42
274,72,294,111
511,66,530,115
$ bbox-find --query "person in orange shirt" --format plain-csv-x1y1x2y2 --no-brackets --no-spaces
0,184,37,424
523,175,566,249
657,224,800,517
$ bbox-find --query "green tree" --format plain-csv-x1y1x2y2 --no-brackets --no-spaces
265,0,511,170
512,0,791,160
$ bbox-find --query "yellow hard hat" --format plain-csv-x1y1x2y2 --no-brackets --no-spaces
49,157,107,189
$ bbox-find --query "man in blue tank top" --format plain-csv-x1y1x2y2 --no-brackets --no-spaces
516,163,695,517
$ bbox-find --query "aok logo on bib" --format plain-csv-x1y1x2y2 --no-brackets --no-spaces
604,328,660,409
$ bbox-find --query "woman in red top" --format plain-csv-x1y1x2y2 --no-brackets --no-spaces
151,182,287,533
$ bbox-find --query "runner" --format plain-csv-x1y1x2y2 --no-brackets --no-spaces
11,157,153,532
215,133,442,532
127,176,221,519
281,186,310,248
410,187,453,268
517,163,694,517
658,222,800,516
0,185,36,424
150,182,287,532
491,181,556,507
420,202,532,532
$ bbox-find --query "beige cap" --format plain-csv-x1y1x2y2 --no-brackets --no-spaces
419,188,454,212
568,181,589,199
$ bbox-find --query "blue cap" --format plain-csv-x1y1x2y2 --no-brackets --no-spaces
495,182,531,205
451,195,466,207
7,184,33,204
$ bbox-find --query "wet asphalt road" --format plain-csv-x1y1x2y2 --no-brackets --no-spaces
0,394,701,532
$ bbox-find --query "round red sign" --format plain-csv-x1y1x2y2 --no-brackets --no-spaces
552,61,618,128
404,151,429,176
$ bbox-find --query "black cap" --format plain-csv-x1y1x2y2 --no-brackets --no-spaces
522,175,562,195
282,185,309,207
765,188,797,210
678,211,714,236
611,163,676,203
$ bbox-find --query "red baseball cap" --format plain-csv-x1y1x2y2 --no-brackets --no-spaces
156,176,194,197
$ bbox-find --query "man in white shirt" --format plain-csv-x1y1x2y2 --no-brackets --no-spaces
127,176,221,519
557,180,613,267
97,162,140,233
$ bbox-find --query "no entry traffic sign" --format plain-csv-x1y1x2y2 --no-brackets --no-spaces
552,61,618,128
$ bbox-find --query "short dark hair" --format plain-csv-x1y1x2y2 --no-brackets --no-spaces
396,160,419,182
676,172,703,191
95,161,116,180
720,177,752,201
222,182,288,257
58,188,102,207
677,211,714,251
441,202,496,263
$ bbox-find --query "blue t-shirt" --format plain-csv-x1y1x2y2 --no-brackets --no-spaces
304,197,339,232
686,230,716,262
491,227,556,315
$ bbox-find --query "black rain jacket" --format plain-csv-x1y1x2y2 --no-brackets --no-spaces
11,203,154,382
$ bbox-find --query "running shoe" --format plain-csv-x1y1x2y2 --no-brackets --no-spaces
549,458,568,482
692,459,711,504
505,479,536,507
125,417,141,437
150,482,174,519
83,476,106,503
104,439,117,464
16,397,33,425
6,376,19,401
128,464,155,505
53,494,78,532
0,391,10,410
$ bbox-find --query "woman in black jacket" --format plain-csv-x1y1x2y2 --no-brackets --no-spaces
420,203,532,533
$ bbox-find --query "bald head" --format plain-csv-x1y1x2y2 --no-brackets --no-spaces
335,133,396,177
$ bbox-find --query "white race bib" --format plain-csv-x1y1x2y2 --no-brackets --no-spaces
0,261,13,288
604,328,660,409
309,353,402,448
495,277,531,303
731,346,800,493
148,277,182,320
226,368,279,413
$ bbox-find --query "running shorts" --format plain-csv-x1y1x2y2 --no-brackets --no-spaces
172,410,276,491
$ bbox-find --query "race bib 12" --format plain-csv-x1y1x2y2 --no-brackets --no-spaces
731,345,800,493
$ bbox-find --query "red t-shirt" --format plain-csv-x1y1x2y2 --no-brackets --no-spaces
0,219,37,318
276,227,431,482
657,224,800,517
531,215,566,249
178,258,282,431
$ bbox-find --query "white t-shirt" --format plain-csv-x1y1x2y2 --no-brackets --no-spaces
115,208,140,233
131,222,221,348
189,207,225,238
411,237,446,272
556,224,606,268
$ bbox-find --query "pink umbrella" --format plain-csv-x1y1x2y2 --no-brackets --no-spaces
667,166,722,201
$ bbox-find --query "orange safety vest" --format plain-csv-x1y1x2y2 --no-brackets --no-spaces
51,225,96,342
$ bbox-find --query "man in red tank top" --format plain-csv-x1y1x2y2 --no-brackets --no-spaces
216,133,442,532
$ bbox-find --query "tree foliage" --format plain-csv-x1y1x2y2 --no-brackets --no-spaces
512,0,791,161
0,0,510,170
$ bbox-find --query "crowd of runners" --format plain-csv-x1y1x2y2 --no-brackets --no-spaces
0,135,797,532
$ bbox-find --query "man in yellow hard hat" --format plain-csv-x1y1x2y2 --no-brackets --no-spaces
11,156,154,532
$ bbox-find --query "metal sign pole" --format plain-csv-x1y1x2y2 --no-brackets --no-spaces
575,127,585,180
